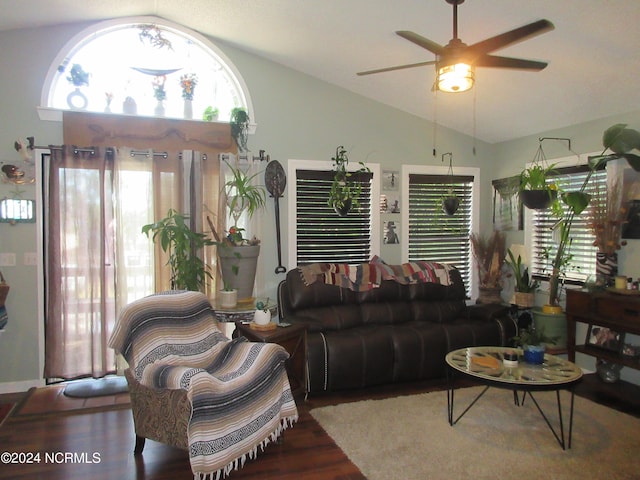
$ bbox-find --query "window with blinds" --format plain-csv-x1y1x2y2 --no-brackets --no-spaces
530,165,607,283
408,173,474,294
295,169,373,264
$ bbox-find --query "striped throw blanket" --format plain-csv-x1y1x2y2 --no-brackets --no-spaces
108,290,298,479
299,256,454,291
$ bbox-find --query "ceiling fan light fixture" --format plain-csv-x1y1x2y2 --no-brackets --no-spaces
437,62,474,93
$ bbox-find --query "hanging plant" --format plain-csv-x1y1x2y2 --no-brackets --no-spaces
441,152,460,215
327,146,370,216
519,142,558,210
230,107,250,152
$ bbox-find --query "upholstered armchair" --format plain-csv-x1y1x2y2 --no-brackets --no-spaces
109,290,298,479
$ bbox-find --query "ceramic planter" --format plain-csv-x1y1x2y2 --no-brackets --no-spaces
218,244,260,301
523,344,545,364
520,189,557,210
442,196,460,215
218,289,237,309
253,309,271,325
532,307,567,349
333,197,353,217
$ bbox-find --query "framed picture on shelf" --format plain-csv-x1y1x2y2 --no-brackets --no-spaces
586,324,624,352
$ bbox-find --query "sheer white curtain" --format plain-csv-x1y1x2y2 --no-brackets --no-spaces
44,146,154,379
44,147,220,380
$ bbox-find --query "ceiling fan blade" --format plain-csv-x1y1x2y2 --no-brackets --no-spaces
467,19,554,56
474,55,548,71
357,60,436,76
396,31,444,55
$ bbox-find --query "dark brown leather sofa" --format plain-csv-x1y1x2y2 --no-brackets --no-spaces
277,266,517,393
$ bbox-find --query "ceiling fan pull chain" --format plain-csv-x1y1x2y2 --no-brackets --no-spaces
472,83,477,155
432,88,438,156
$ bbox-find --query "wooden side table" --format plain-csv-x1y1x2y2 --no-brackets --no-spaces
234,322,307,399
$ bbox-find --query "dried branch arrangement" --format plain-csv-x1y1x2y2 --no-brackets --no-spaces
470,231,506,288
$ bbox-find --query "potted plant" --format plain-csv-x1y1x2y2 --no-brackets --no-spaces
141,209,215,292
542,124,640,309
218,280,238,308
215,160,266,301
526,124,640,348
470,231,506,304
511,325,559,364
505,249,539,308
327,145,371,216
203,106,219,122
519,162,558,210
230,107,250,152
441,152,459,215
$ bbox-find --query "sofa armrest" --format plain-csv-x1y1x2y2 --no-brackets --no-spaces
467,303,511,322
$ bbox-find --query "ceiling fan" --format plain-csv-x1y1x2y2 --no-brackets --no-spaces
357,0,554,92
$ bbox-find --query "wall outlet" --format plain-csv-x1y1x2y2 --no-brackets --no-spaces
24,252,38,266
0,253,16,266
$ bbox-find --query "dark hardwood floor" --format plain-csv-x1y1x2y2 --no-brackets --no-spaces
0,373,638,480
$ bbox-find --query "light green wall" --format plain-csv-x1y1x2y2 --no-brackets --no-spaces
0,19,638,390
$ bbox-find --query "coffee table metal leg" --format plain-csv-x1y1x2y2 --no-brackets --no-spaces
525,389,574,450
448,385,490,426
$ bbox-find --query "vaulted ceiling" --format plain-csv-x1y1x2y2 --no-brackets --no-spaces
1,0,639,143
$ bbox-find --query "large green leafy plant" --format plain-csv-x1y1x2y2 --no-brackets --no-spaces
142,209,215,292
543,124,640,307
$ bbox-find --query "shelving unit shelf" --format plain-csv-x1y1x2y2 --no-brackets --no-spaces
566,289,640,369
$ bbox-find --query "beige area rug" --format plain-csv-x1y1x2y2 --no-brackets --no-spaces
311,387,640,480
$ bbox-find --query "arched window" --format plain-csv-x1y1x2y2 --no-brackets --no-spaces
40,17,253,124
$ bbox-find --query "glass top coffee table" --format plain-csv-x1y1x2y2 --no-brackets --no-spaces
445,346,583,450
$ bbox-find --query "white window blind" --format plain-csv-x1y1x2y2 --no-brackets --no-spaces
530,165,607,283
295,169,373,264
408,173,474,295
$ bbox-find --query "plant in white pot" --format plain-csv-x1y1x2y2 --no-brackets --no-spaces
214,161,266,302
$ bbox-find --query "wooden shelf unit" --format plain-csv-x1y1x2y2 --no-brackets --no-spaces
566,289,640,369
